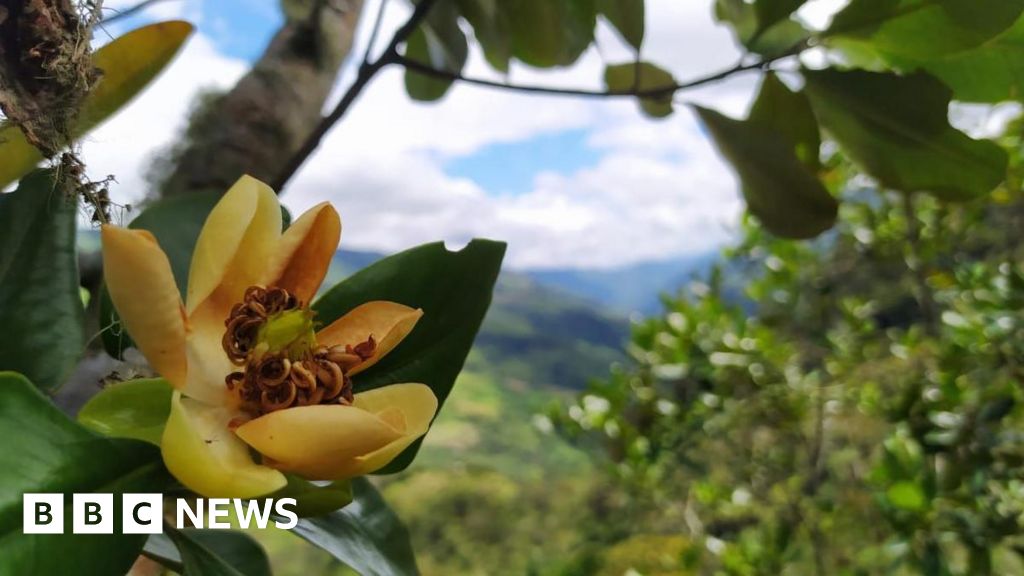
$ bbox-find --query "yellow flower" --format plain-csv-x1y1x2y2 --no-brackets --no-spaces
102,175,437,498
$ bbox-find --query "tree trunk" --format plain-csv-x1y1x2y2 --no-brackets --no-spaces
155,0,366,197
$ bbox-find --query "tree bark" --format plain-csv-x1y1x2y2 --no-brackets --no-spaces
155,0,366,197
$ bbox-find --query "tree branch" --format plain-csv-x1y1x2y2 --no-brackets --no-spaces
272,0,439,191
396,55,772,99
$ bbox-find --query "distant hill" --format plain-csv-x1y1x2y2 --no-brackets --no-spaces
526,251,718,315
328,249,629,390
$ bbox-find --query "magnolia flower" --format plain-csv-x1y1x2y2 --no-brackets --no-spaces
102,175,437,498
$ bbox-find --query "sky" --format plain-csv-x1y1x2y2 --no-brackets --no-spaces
84,0,848,270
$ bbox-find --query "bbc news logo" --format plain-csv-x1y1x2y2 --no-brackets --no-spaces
23,494,298,534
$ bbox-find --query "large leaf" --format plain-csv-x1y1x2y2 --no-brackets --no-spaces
604,61,677,118
0,170,82,391
826,0,1024,60
0,21,193,190
802,69,1008,200
78,378,174,444
157,528,272,576
748,73,821,170
500,0,598,68
291,478,419,576
455,0,511,72
274,476,354,518
599,0,645,49
404,0,469,101
313,240,506,474
695,106,837,239
715,0,808,55
0,372,169,575
900,17,1024,103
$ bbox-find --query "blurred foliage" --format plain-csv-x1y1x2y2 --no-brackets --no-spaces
554,117,1024,575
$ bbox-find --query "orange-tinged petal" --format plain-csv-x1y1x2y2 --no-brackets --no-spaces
162,392,286,498
235,383,437,480
316,302,423,375
348,383,438,475
266,202,341,304
101,225,188,389
186,175,282,318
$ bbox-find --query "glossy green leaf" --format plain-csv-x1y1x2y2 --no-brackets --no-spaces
313,239,506,474
0,372,169,575
163,528,272,576
604,62,677,118
273,476,354,518
754,0,807,31
0,21,194,190
886,481,928,512
404,0,469,101
455,0,511,72
599,0,645,49
292,478,419,576
0,170,83,391
78,378,174,445
803,69,1008,200
749,73,820,170
501,0,598,68
826,0,1024,60
695,106,837,239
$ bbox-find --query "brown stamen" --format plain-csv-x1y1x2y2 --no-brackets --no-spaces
222,285,302,364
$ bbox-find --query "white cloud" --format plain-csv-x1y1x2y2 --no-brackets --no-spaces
83,0,840,268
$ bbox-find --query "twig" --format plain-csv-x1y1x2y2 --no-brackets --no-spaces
396,55,772,99
362,0,390,66
902,192,938,334
101,0,177,24
272,0,440,191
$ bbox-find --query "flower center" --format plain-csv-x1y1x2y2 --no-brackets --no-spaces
221,285,376,416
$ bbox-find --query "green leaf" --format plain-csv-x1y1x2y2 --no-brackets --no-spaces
715,0,807,55
904,17,1024,103
0,170,83,391
749,73,821,170
826,0,1024,60
313,239,506,474
292,478,419,576
101,190,222,358
455,0,511,72
0,21,194,190
404,0,469,101
886,480,928,512
273,476,354,518
161,528,272,576
604,62,677,118
599,0,645,49
695,106,837,239
0,371,169,575
501,0,598,68
78,378,174,445
802,69,1008,200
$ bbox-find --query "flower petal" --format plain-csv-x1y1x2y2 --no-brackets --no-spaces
348,383,438,475
162,392,286,498
101,225,188,389
234,384,435,480
185,175,282,318
266,202,341,304
316,301,423,375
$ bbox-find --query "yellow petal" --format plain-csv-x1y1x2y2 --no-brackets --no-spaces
316,302,423,375
186,175,282,317
162,392,286,498
349,383,438,475
101,225,188,389
266,202,341,304
238,384,436,479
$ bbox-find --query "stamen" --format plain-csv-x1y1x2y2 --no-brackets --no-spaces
222,284,374,415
